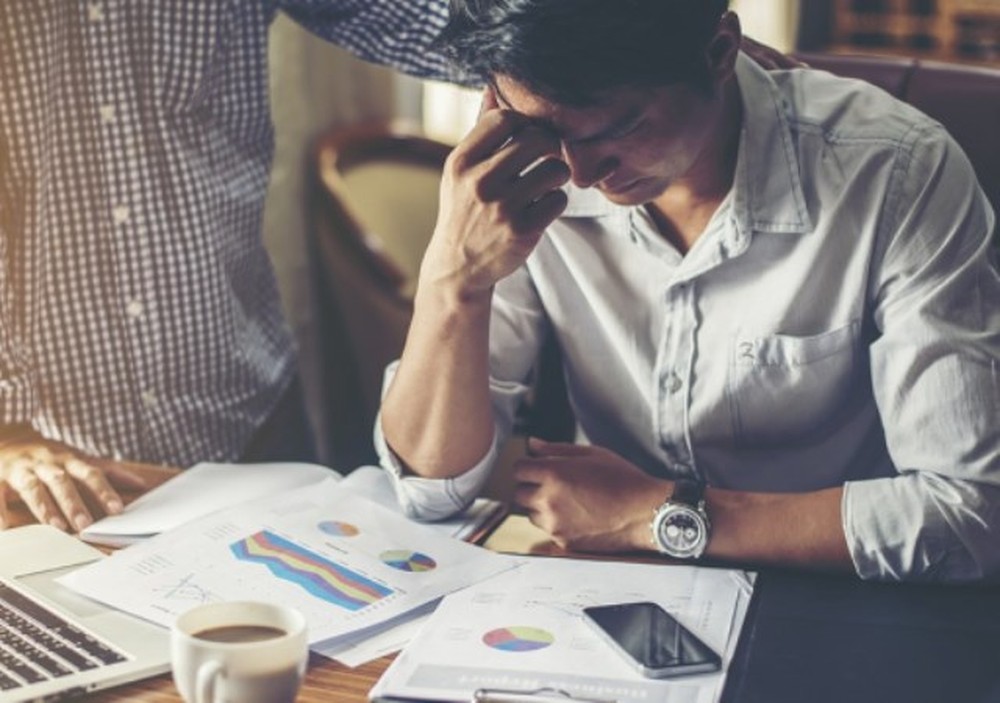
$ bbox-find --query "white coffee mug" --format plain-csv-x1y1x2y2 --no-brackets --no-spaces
170,601,308,703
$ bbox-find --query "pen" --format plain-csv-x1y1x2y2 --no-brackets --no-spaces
473,687,618,703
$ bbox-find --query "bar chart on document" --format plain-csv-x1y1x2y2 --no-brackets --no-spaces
61,478,515,646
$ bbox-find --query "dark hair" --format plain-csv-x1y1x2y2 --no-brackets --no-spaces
440,0,730,105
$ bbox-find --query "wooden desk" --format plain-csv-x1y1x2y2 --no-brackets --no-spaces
9,464,1000,703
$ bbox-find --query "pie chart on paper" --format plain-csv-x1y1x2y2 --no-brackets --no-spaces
482,626,555,652
379,549,437,572
318,521,359,537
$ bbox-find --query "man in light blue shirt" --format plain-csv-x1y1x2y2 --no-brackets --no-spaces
377,0,1000,581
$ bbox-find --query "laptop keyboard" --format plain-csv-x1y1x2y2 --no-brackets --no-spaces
0,581,128,691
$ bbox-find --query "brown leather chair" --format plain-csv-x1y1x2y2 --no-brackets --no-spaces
310,122,451,466
794,52,1000,231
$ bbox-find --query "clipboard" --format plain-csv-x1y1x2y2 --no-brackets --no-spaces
372,689,615,703
472,687,616,703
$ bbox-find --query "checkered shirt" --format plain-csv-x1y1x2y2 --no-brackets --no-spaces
0,0,451,466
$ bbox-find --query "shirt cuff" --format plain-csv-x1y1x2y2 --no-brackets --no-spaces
843,475,999,581
373,410,501,522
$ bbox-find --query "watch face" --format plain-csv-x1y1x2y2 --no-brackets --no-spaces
657,505,707,558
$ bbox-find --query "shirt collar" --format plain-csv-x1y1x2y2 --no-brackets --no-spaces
559,52,813,236
732,51,812,235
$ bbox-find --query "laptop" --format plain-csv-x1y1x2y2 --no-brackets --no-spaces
0,524,170,702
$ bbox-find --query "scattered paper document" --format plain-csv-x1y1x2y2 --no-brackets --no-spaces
81,462,504,546
370,557,755,703
62,477,517,648
80,462,334,546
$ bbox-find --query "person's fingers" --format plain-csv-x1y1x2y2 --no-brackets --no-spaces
507,158,571,209
511,457,567,486
6,462,69,531
512,481,539,510
526,436,592,457
481,125,563,190
514,188,569,237
33,463,94,531
478,84,499,119
0,486,9,530
457,109,531,166
64,459,125,516
101,462,148,491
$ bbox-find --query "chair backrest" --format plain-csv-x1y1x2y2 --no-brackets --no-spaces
794,52,1000,228
311,122,451,465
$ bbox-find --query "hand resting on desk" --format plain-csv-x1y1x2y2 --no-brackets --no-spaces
513,438,852,574
513,438,666,553
0,426,147,532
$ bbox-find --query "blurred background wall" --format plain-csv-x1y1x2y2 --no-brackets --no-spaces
262,14,421,466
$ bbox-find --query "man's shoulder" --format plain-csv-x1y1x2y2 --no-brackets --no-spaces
773,66,942,148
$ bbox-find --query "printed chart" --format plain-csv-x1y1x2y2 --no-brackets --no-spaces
482,626,554,652
61,478,515,646
318,521,360,537
232,530,392,610
380,550,437,572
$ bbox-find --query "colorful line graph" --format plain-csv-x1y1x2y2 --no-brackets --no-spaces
380,550,437,572
231,531,392,610
482,626,555,652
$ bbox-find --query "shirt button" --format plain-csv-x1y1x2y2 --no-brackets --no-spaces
99,105,116,124
88,2,104,22
666,372,682,394
141,391,157,409
112,205,130,224
126,299,144,319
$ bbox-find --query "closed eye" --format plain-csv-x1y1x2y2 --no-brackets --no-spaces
574,116,643,145
604,117,643,141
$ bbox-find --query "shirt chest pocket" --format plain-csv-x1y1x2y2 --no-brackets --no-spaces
727,321,861,446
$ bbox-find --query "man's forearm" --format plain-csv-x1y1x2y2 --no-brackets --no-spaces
704,485,853,572
380,282,496,478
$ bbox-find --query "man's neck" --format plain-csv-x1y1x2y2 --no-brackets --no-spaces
648,79,742,255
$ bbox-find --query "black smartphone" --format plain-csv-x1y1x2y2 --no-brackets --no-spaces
581,601,722,679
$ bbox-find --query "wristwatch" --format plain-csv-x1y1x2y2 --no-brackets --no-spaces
650,478,711,559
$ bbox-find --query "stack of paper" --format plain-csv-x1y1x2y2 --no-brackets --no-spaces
61,477,517,653
370,558,755,703
81,462,505,546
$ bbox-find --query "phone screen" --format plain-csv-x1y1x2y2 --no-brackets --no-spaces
582,601,721,676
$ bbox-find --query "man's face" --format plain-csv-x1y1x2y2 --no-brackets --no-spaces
493,74,725,206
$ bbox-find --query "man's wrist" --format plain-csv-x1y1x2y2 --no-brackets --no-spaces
414,273,494,321
650,478,712,559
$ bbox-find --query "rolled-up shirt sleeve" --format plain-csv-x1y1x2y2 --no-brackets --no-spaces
374,266,547,520
846,126,1000,581
373,360,507,521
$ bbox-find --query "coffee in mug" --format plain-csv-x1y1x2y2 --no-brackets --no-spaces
171,601,308,703
192,625,287,644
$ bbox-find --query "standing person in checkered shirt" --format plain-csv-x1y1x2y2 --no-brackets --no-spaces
0,1,460,532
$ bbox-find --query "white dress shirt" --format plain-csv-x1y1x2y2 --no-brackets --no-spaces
377,54,1000,581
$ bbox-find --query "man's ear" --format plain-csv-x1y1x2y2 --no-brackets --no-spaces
705,11,742,87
